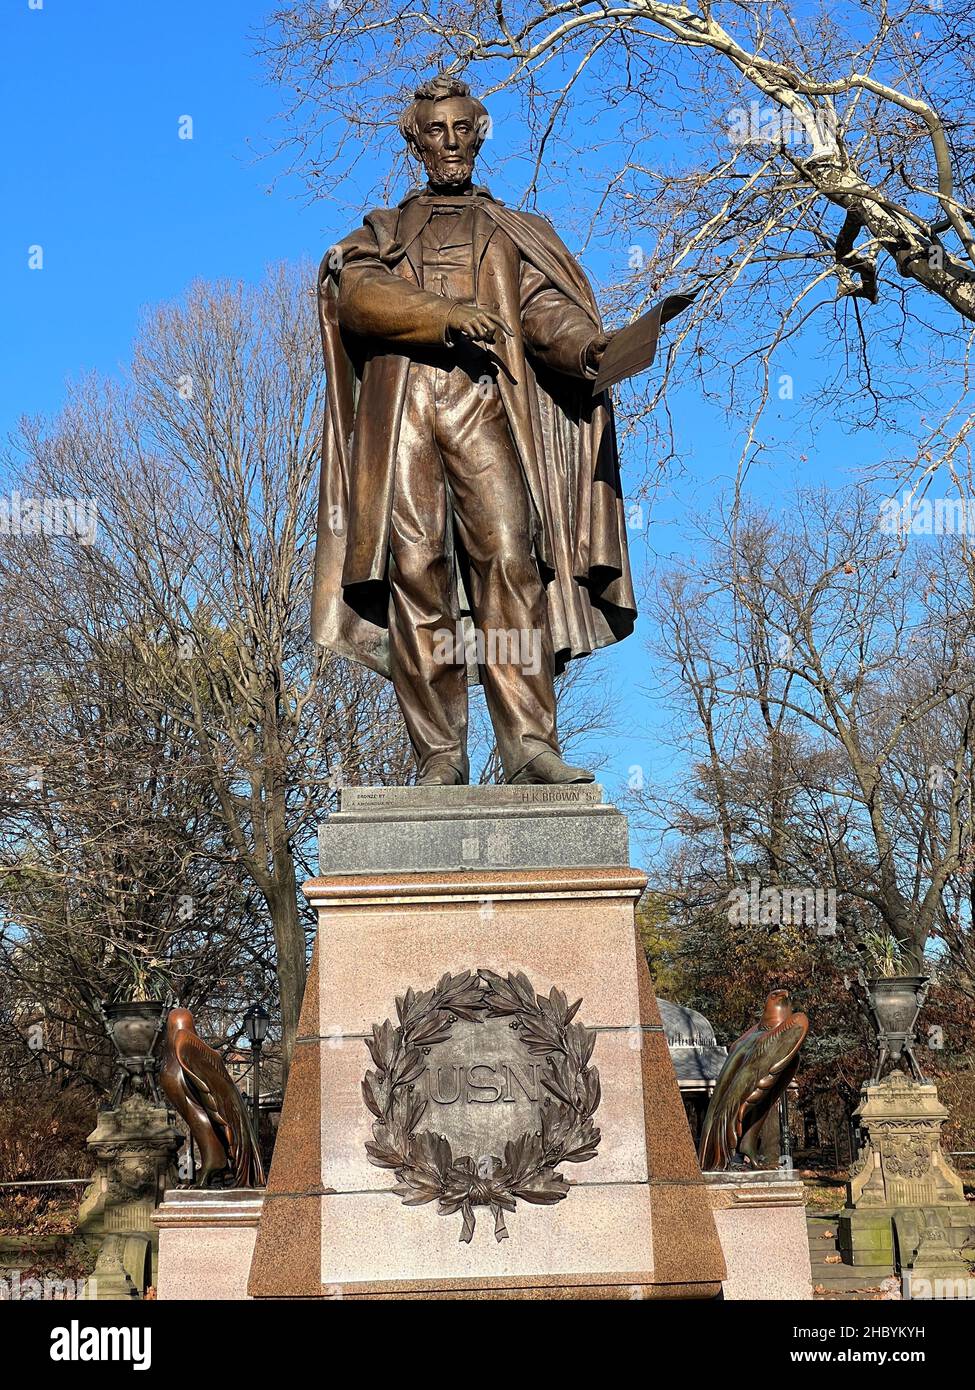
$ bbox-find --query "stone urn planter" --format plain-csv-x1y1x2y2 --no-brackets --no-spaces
862,974,929,1083
103,1000,168,1106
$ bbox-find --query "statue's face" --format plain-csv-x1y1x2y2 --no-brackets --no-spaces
412,97,481,190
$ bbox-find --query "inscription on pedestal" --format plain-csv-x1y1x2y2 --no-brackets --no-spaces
342,783,604,810
420,1015,543,1161
362,969,602,1243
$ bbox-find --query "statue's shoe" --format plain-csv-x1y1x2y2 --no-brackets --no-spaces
509,751,595,785
417,758,468,786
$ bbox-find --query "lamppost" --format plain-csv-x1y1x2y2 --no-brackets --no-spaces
778,1091,793,1175
242,1003,270,1137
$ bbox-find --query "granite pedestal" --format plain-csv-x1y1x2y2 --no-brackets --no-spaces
706,1171,813,1300
153,1190,264,1300
248,785,726,1299
317,784,629,873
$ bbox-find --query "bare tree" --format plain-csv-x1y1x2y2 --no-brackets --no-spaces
638,484,975,975
0,531,264,1092
2,265,414,1077
257,2,975,492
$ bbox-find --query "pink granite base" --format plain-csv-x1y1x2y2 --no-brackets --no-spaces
249,866,726,1300
706,1172,812,1300
153,1190,264,1300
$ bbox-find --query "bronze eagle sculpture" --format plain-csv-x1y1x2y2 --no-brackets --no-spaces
159,1008,266,1188
698,989,809,1171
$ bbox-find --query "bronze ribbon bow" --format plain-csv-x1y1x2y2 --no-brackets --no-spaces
449,1157,513,1243
458,1196,510,1244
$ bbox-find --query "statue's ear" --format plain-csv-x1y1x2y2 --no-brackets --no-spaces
404,131,424,161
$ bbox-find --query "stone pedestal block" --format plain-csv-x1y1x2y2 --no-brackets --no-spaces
78,1094,180,1298
838,1073,975,1279
79,1096,180,1240
838,1209,895,1270
153,1190,264,1300
706,1172,813,1300
317,784,629,874
248,787,726,1300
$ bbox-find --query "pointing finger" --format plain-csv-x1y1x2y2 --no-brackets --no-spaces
486,311,512,337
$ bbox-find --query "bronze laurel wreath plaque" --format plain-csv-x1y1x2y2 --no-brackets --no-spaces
362,969,601,1242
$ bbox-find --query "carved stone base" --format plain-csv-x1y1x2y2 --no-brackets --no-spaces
78,1095,181,1299
248,787,726,1300
79,1096,180,1235
838,1209,896,1270
838,1074,975,1278
80,1235,149,1301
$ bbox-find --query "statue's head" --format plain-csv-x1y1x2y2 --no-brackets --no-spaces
399,76,488,192
166,1007,194,1039
763,989,791,1022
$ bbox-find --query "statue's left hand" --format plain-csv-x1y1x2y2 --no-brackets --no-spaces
584,333,611,372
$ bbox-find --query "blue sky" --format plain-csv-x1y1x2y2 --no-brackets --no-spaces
2,1,910,858
2,1,317,406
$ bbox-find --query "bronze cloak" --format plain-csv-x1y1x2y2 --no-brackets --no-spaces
311,186,638,677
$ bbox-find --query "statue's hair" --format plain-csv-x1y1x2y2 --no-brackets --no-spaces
398,75,488,149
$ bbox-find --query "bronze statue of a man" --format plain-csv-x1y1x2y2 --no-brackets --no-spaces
311,76,636,785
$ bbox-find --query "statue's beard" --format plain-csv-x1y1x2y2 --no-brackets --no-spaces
423,153,476,190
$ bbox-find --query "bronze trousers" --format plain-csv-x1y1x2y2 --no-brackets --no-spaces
388,355,559,780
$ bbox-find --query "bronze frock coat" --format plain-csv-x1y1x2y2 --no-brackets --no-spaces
311,185,637,679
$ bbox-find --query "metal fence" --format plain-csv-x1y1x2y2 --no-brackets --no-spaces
0,1179,88,1189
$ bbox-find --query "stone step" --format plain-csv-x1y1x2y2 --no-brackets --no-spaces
805,1215,895,1290
807,1227,841,1252
810,1256,890,1275
814,1275,894,1289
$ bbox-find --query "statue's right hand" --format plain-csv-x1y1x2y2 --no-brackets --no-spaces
447,303,512,345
